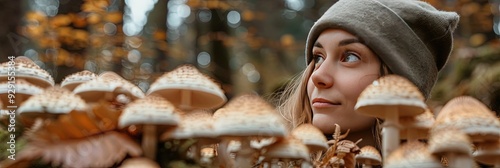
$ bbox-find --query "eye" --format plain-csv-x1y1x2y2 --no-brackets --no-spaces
341,52,360,63
313,54,325,65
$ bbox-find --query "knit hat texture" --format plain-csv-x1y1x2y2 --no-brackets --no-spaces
305,0,459,99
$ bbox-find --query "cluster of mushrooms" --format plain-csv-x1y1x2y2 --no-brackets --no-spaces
0,56,499,168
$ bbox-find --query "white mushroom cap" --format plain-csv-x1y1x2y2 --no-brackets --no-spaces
433,96,500,143
428,128,472,156
355,145,382,166
385,141,442,168
262,137,310,162
119,95,181,129
473,139,500,166
213,94,288,138
162,109,218,141
18,86,88,116
400,108,435,140
147,64,227,109
61,70,97,91
0,56,54,88
0,79,43,106
73,71,145,102
291,123,328,152
355,75,427,118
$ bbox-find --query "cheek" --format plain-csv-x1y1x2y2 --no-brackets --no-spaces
306,78,314,99
340,74,379,102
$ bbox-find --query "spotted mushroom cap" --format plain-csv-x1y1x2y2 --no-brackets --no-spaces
73,71,145,102
291,123,328,152
162,109,218,141
262,137,310,162
355,145,382,166
0,79,43,106
147,64,227,109
18,86,88,115
433,96,500,143
428,128,472,156
119,95,181,128
355,75,427,118
61,70,97,91
400,108,435,140
213,94,288,138
0,56,54,88
385,141,442,168
473,139,500,166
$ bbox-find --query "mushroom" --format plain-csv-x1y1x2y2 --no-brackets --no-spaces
261,137,311,167
118,95,181,160
146,64,226,111
291,123,329,153
399,108,435,142
355,75,427,161
60,70,97,91
73,71,145,104
428,127,474,168
0,79,43,107
17,86,90,138
385,141,442,168
433,96,500,144
473,139,500,167
0,56,54,88
213,94,288,168
159,109,219,163
355,146,382,168
119,157,160,168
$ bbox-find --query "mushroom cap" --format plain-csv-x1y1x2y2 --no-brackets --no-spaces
355,75,427,118
162,109,218,142
262,138,310,162
146,64,226,109
433,96,500,143
213,94,287,138
400,108,435,140
119,95,181,129
18,86,88,116
73,71,145,102
355,145,382,166
0,56,54,88
291,123,328,152
428,128,472,156
473,139,500,166
119,157,160,168
0,79,43,106
385,141,442,168
61,70,97,91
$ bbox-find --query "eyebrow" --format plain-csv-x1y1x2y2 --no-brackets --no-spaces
313,38,362,48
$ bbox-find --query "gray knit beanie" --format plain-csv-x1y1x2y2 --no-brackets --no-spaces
305,0,459,99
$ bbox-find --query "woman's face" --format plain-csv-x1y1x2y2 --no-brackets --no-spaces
307,29,380,134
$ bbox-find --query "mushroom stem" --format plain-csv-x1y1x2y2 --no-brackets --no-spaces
180,90,192,111
362,164,373,168
447,153,473,168
235,140,256,168
382,106,400,162
217,139,235,168
142,124,157,160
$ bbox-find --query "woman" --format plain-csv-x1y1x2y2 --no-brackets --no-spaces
277,0,459,151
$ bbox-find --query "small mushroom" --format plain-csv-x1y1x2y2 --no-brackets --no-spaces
261,137,311,167
0,79,43,107
119,157,160,168
399,108,435,142
291,123,329,153
355,75,427,161
355,146,382,168
433,96,500,143
473,139,500,167
147,64,227,111
385,141,442,168
119,95,181,160
428,127,474,168
213,94,288,168
60,70,97,91
0,56,54,88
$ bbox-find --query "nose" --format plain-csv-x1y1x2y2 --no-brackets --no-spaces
310,64,334,89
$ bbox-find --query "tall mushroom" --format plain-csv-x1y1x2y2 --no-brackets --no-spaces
355,75,427,161
60,70,97,91
119,95,181,160
0,56,54,88
147,64,226,111
355,145,382,168
213,94,288,168
428,127,474,168
385,141,442,168
399,108,435,142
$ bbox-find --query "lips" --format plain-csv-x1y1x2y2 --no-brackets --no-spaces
312,98,341,107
